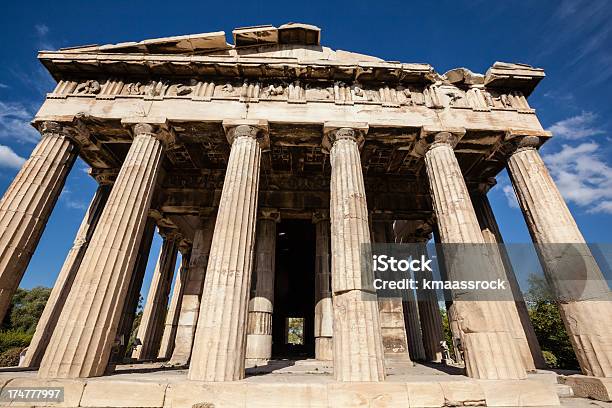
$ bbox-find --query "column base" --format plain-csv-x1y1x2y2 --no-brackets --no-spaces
315,337,333,361
245,358,271,368
245,334,272,363
560,375,612,402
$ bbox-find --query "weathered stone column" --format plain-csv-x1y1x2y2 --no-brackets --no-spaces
158,244,190,360
21,178,111,368
38,122,166,378
0,121,77,322
313,211,333,361
371,220,411,358
132,229,179,360
188,120,267,381
396,220,445,363
424,130,526,379
471,181,545,370
246,209,279,365
112,217,156,363
324,123,386,382
507,135,612,377
170,216,215,365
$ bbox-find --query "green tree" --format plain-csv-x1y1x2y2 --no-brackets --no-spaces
524,274,578,370
287,318,304,345
2,287,50,333
439,308,456,360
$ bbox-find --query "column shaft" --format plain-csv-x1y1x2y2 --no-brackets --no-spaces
415,275,444,363
21,184,110,368
371,221,411,358
158,251,190,360
314,214,333,361
395,221,444,362
38,125,164,378
170,218,215,365
425,132,526,379
246,213,278,364
507,137,612,377
472,190,545,370
112,218,155,363
0,123,77,321
188,124,263,381
328,127,385,382
132,234,179,360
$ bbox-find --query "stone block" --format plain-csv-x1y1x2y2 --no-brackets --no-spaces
379,313,405,328
81,380,166,407
164,382,247,408
378,299,403,313
562,375,612,402
439,381,485,406
406,382,444,407
480,379,559,406
2,378,84,407
246,383,328,407
328,382,409,408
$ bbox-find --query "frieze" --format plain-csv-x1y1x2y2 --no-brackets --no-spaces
52,76,531,113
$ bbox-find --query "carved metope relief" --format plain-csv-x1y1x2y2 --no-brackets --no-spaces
53,76,532,113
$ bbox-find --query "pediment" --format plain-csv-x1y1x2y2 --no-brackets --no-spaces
55,22,383,64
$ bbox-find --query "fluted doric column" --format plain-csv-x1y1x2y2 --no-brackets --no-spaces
38,122,166,378
371,220,411,358
188,121,267,381
170,216,215,365
324,123,386,382
424,130,526,379
471,180,545,371
132,229,180,360
21,178,112,368
111,217,156,363
506,135,612,377
246,209,280,365
158,243,191,360
313,211,333,361
395,220,444,363
0,121,77,322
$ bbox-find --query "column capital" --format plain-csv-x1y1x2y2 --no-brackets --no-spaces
412,127,465,156
222,119,269,150
312,210,330,224
259,208,280,222
322,121,368,153
35,120,74,141
503,134,541,156
88,168,118,186
467,177,497,195
158,226,182,242
178,238,192,256
502,129,551,157
122,117,175,146
394,220,433,243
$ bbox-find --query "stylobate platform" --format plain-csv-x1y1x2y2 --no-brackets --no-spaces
0,360,565,407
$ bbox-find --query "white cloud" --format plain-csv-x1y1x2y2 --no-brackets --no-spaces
542,142,612,214
502,185,520,209
0,145,26,169
0,83,8,89
59,188,87,211
34,23,55,51
34,24,49,36
0,100,39,143
547,112,605,139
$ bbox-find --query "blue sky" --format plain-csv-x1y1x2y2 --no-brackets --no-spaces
0,0,611,296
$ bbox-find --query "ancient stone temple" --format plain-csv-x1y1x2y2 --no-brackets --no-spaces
0,22,611,406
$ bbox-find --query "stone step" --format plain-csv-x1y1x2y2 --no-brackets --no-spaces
556,384,575,398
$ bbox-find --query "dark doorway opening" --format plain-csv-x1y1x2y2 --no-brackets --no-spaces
272,219,316,359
